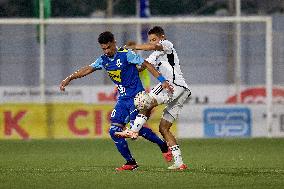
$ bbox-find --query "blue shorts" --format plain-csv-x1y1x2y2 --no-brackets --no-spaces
110,97,138,125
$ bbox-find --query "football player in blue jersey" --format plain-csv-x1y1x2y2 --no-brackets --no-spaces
60,31,174,171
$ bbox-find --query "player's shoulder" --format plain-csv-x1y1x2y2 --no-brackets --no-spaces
99,54,108,62
159,39,173,47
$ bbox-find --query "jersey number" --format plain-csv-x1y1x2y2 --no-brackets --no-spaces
116,59,122,67
111,109,116,118
117,85,126,96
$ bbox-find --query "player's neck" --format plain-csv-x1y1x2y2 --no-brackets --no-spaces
106,49,118,59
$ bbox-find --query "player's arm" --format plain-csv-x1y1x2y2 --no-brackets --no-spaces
127,50,173,93
60,65,96,91
60,57,103,91
125,43,163,51
137,64,147,72
142,61,174,93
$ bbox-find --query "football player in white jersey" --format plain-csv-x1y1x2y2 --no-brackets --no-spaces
117,26,191,170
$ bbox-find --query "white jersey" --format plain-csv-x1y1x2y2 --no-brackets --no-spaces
146,39,189,89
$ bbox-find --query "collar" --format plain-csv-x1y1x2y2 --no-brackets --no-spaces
105,47,119,61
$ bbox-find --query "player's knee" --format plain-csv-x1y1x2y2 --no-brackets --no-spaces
160,113,174,134
109,125,121,139
162,112,175,123
108,127,115,139
147,98,158,111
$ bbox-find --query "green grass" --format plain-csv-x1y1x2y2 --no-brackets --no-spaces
0,138,283,189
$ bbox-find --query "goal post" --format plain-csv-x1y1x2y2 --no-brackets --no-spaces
0,16,273,136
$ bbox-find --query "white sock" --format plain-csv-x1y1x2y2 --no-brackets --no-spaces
170,145,184,166
130,114,147,132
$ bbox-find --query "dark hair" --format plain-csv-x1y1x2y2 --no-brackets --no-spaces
98,31,114,44
148,26,165,36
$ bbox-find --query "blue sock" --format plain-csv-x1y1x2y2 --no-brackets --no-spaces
109,125,136,163
139,127,168,153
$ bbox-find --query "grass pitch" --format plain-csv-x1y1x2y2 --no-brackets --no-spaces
0,138,283,189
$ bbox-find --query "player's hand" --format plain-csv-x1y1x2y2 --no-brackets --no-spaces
161,81,174,94
60,77,71,92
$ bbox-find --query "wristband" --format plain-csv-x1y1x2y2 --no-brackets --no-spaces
157,75,166,83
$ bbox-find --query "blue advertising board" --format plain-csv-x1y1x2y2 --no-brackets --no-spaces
204,108,251,137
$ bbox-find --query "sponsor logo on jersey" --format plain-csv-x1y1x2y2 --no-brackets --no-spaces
107,70,121,82
204,108,251,137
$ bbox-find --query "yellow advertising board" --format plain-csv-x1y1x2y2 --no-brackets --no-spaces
51,104,114,138
0,104,176,139
0,104,48,139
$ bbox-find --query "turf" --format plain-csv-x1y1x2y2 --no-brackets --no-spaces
0,138,283,189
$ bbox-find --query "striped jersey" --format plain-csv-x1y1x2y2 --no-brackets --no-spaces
146,40,189,89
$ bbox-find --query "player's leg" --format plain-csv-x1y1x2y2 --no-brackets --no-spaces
159,111,187,170
109,125,138,171
158,115,186,169
114,87,161,138
129,84,185,136
109,100,138,171
128,100,172,162
159,117,177,146
138,125,172,162
159,88,191,170
114,99,172,162
130,84,169,134
129,103,155,133
114,99,156,139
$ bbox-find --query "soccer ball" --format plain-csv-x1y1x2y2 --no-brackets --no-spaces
134,91,153,110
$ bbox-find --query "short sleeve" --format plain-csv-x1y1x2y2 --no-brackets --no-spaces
126,50,144,66
90,57,103,69
160,40,173,54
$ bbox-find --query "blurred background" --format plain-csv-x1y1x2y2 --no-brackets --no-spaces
0,0,283,139
1,0,284,17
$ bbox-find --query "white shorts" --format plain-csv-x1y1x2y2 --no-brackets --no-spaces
149,84,191,120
